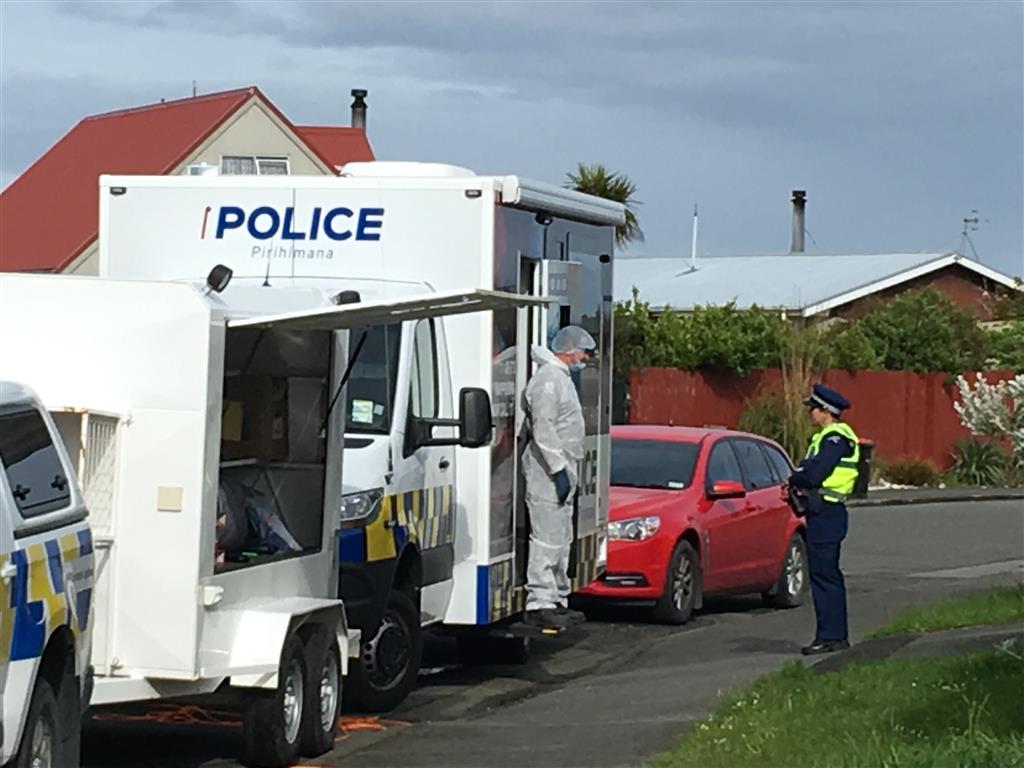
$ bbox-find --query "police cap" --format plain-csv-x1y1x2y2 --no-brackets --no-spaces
802,383,850,415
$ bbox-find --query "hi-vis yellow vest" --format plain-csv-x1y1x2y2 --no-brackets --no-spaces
806,422,860,504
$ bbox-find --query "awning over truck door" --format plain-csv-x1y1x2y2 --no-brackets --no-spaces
227,289,551,332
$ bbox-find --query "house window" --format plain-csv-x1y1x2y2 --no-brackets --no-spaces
220,156,290,175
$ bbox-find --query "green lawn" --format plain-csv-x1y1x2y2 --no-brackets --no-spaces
867,584,1024,638
653,647,1024,768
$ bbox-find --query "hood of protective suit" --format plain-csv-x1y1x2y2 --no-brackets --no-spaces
530,344,568,371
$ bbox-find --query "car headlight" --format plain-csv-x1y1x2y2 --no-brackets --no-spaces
340,488,384,526
608,516,661,541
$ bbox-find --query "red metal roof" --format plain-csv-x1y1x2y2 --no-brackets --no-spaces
295,126,374,170
0,88,257,272
0,86,374,273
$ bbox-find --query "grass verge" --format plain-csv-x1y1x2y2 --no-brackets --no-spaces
867,584,1024,639
652,645,1024,768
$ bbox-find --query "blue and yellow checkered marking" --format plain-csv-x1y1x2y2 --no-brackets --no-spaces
1,529,93,665
339,485,455,563
476,531,603,624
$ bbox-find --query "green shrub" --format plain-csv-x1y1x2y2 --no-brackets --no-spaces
859,288,989,373
738,388,786,444
985,321,1024,372
879,456,944,487
824,322,883,371
950,439,1009,487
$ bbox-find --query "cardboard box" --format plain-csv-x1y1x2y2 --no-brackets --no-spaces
221,376,289,462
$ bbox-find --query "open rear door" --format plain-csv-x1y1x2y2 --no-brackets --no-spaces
228,289,551,331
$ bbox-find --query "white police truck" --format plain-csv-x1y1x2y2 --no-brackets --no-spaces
1,381,94,768
94,163,622,711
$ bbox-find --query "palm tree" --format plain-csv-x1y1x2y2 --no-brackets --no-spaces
565,163,644,247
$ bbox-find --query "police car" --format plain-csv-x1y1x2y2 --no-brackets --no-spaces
1,381,93,768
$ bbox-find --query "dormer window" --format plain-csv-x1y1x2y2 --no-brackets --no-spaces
220,155,290,175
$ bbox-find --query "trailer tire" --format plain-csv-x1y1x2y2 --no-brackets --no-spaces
299,631,342,757
14,678,67,768
240,633,306,768
347,589,421,713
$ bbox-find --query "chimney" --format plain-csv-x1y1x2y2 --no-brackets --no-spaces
350,89,368,130
790,189,806,253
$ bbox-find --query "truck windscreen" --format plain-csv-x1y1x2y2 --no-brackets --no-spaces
345,323,401,434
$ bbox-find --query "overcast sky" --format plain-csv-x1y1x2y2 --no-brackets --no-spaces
2,0,1021,277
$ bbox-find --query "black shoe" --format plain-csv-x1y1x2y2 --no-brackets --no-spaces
801,639,850,656
554,607,586,624
524,609,571,629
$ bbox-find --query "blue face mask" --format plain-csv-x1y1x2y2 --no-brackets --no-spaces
570,361,586,372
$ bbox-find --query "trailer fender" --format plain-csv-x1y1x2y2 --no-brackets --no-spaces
206,598,349,690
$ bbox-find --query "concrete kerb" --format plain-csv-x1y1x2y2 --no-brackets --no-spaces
849,489,1024,508
810,621,1024,675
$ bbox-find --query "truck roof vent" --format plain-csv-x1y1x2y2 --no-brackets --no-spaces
339,161,476,179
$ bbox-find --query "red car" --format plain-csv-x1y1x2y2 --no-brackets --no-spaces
579,425,808,624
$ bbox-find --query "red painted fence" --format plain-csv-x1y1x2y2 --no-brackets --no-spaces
627,368,1017,468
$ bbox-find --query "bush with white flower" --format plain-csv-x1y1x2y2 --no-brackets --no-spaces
953,374,1024,480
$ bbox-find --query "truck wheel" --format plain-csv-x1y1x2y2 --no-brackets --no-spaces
652,540,700,625
347,589,421,712
763,534,808,609
241,634,306,768
299,631,342,757
14,678,63,768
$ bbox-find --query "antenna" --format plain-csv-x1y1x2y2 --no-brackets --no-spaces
690,204,699,270
959,209,987,261
263,248,273,287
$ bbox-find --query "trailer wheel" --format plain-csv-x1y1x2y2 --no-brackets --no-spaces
241,633,305,768
14,678,64,768
299,631,342,757
347,589,421,712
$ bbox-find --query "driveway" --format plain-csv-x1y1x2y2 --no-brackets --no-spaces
83,499,1024,767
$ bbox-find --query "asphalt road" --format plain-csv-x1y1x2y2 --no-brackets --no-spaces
82,499,1024,768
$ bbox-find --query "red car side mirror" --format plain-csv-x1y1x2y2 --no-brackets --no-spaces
708,480,747,499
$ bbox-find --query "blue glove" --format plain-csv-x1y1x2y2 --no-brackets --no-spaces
553,469,572,505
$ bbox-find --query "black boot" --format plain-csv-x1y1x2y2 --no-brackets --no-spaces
801,639,850,656
554,606,586,624
524,609,572,628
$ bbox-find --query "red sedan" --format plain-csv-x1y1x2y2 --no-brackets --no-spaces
579,425,808,624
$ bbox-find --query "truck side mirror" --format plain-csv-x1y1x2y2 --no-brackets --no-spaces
458,388,492,448
403,387,494,457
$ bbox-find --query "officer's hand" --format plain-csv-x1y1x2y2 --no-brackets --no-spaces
552,469,572,505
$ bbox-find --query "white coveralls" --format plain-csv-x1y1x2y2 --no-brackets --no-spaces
523,345,586,611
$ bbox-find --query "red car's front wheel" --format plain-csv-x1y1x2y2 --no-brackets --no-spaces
653,540,701,625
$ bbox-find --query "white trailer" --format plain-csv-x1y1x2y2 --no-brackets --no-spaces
97,163,624,710
0,272,540,765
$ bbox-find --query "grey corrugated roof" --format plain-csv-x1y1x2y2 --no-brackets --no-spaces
613,252,1018,316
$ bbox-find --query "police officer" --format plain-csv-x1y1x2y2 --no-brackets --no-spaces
785,384,860,655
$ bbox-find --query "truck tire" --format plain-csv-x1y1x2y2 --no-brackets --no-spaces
240,633,306,768
14,678,65,768
299,631,342,757
763,534,808,609
346,589,421,712
652,540,701,625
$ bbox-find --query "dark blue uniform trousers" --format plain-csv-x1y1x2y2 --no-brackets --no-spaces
806,500,849,642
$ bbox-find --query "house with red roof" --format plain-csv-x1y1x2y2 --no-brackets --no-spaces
0,86,374,275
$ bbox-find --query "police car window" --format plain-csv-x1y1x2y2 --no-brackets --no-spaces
0,408,71,518
761,443,793,484
410,319,438,419
706,441,744,487
734,439,777,490
345,324,401,434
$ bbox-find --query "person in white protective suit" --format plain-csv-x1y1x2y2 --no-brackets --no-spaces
522,325,596,627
